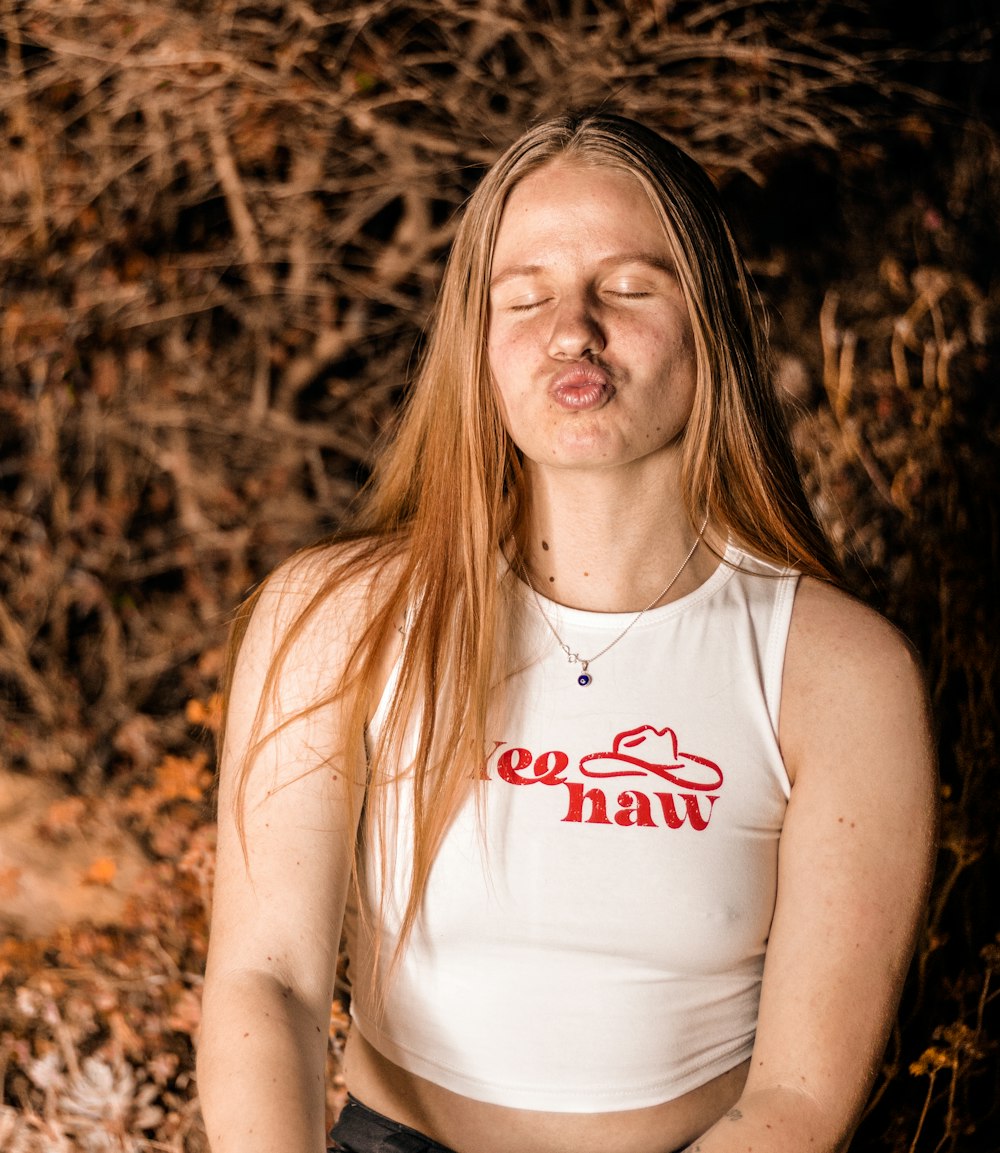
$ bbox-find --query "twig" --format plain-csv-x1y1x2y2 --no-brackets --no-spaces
203,95,274,301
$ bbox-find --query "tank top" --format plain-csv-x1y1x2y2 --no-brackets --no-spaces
345,545,798,1111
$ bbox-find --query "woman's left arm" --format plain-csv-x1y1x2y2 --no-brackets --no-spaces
688,577,938,1153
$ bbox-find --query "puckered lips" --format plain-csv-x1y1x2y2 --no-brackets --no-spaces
549,362,616,411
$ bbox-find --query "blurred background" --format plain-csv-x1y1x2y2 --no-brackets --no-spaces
0,1,997,1150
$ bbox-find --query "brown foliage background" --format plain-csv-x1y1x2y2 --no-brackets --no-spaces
0,1,997,1150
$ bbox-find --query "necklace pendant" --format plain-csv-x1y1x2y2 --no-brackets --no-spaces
577,661,592,687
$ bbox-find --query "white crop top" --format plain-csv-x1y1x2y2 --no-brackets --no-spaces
345,546,798,1112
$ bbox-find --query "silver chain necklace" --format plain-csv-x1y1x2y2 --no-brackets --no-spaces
525,517,708,686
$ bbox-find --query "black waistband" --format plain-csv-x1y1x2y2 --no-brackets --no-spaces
329,1093,686,1153
328,1095,458,1153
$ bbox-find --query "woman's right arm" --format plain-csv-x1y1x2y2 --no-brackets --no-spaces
197,554,370,1153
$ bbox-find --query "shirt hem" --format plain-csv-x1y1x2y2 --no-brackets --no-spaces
350,1006,754,1113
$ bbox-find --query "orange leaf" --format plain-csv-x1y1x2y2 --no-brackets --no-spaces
83,857,117,886
41,795,87,837
185,694,223,732
0,865,23,898
155,754,211,803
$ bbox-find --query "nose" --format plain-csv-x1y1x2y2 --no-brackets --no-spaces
547,298,605,360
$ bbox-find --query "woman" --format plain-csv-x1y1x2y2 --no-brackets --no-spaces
197,112,936,1153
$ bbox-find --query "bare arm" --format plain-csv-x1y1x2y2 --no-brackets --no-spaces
687,579,937,1152
197,553,372,1153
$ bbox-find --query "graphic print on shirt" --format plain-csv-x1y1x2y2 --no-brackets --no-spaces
486,724,723,830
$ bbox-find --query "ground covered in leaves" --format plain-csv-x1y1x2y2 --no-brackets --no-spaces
1,1,998,1150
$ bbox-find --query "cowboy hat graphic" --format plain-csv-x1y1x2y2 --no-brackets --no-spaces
579,725,723,791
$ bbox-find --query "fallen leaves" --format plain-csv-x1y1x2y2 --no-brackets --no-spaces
82,859,118,888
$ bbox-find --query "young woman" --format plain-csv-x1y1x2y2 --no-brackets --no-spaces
197,112,936,1153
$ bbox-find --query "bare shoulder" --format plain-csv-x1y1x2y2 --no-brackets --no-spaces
237,539,405,680
786,575,921,674
780,577,934,787
784,576,927,706
223,538,407,778
249,538,401,636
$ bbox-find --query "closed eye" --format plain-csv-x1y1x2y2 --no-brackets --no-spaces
505,299,550,312
602,276,659,298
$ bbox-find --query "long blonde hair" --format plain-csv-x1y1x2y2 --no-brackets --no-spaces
223,110,841,965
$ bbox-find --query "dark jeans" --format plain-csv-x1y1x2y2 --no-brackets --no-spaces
328,1095,458,1153
328,1092,686,1153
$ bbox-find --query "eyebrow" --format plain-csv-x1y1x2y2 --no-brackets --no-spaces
489,263,544,289
489,252,675,289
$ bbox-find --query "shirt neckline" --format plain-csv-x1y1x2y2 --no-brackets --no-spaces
510,540,741,632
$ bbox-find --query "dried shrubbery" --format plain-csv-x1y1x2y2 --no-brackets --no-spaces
796,245,1000,1151
1,1,997,1150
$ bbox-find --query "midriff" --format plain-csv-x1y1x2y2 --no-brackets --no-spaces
342,1029,749,1153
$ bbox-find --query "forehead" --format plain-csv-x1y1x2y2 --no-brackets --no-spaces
491,159,672,266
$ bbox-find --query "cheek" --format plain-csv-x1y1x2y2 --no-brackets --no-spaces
487,329,524,429
648,320,698,386
487,322,537,390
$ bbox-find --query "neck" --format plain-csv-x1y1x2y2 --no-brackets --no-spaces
516,463,717,612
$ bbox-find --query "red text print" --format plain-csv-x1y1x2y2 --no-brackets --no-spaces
486,724,723,832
